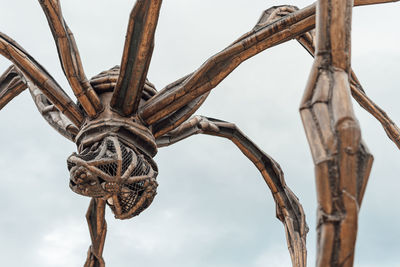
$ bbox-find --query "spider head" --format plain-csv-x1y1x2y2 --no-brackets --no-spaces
68,122,159,219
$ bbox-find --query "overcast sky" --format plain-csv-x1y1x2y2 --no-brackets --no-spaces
0,0,399,266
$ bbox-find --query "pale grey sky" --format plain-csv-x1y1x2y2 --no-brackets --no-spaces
0,0,399,266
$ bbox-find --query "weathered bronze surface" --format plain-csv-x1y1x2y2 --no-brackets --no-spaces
0,0,399,266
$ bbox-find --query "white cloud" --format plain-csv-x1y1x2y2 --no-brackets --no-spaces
36,220,88,266
254,247,293,267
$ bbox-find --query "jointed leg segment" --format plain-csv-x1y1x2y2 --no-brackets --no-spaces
300,0,373,265
152,77,210,138
111,0,163,116
39,0,103,117
139,0,399,127
149,2,400,149
257,5,400,150
139,4,316,125
157,116,308,267
0,65,27,110
0,33,84,126
0,65,79,140
29,82,79,140
84,198,107,267
297,31,400,149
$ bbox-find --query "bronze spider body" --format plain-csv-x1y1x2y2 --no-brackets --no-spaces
0,0,399,266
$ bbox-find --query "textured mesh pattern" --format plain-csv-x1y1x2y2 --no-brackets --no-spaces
98,163,118,177
118,156,153,215
67,136,158,219
121,145,133,175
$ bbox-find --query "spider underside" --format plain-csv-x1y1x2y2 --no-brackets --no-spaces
0,0,399,266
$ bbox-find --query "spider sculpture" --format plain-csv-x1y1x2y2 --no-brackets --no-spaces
0,0,399,266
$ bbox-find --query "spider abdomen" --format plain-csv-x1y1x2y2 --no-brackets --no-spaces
68,135,158,220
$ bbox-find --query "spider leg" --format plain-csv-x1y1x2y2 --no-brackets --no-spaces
0,65,26,110
147,5,300,138
296,32,400,149
0,65,79,140
29,80,79,140
150,73,210,137
356,0,399,4
139,0,398,126
152,93,210,138
249,4,400,149
157,115,308,267
300,0,373,265
39,0,102,117
110,0,163,116
0,33,84,126
139,4,316,125
84,198,107,267
249,2,400,150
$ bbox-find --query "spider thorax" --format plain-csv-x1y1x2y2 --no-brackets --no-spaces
67,85,158,220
